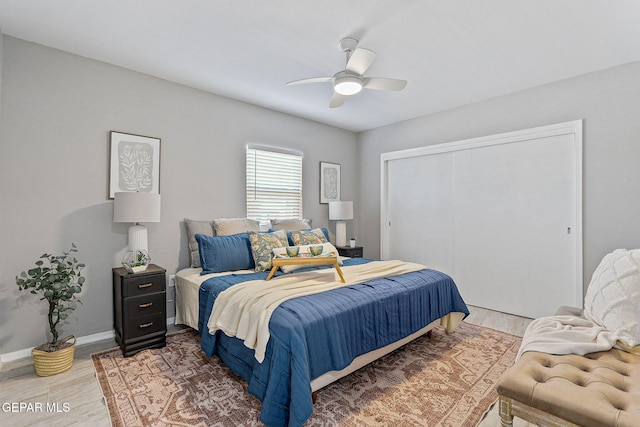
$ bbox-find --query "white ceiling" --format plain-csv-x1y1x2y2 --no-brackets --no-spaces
1,1,640,132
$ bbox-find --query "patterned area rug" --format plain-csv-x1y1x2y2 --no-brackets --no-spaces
92,322,521,426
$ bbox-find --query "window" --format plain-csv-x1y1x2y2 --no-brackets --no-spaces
246,146,303,222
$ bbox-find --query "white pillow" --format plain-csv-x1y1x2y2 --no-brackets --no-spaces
584,248,640,348
272,242,342,273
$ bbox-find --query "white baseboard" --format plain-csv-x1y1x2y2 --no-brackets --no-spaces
1,347,33,365
1,317,177,365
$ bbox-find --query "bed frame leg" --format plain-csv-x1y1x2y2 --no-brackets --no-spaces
427,330,432,338
312,391,318,404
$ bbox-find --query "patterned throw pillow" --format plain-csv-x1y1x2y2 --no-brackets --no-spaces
248,230,289,272
289,228,328,246
270,218,312,231
213,218,261,236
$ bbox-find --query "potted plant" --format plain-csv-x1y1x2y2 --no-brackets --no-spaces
122,249,150,273
349,237,357,248
16,243,86,376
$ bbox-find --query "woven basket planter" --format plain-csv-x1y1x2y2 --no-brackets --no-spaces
31,335,76,376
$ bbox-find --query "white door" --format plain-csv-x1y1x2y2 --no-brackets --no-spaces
387,152,455,274
382,121,582,319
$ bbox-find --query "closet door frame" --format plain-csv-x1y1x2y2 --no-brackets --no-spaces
380,120,583,306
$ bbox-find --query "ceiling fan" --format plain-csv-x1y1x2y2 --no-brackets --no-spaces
286,37,408,108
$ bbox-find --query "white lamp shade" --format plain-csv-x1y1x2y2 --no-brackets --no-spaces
329,201,353,220
113,192,161,223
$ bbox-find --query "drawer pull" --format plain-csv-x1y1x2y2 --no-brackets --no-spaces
139,322,154,329
138,283,153,289
138,302,153,309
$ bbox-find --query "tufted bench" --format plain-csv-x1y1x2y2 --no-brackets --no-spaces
496,348,640,426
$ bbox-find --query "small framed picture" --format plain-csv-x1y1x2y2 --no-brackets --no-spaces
109,131,161,199
320,162,340,204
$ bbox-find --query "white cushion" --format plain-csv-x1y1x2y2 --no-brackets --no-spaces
584,248,640,348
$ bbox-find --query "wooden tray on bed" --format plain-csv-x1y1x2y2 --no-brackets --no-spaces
266,255,345,282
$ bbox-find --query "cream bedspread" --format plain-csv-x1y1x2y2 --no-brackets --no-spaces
174,267,256,329
207,260,426,362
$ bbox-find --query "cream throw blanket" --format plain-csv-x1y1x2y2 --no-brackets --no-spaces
517,315,620,359
207,260,426,362
518,248,640,359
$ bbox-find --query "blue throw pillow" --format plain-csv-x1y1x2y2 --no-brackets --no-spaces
195,233,255,274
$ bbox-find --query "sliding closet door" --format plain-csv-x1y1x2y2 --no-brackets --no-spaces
386,152,455,273
381,121,582,319
452,134,578,318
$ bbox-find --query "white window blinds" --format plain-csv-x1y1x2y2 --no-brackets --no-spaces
246,147,303,222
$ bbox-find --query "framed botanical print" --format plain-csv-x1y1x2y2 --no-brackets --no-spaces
320,161,340,204
109,131,161,199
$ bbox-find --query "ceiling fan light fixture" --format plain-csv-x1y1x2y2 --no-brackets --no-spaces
287,38,405,107
334,75,363,95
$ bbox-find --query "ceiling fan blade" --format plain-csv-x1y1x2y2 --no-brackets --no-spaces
345,48,376,75
329,91,347,108
286,77,332,86
363,77,407,91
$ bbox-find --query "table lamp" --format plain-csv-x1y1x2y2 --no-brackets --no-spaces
113,192,161,254
329,200,353,247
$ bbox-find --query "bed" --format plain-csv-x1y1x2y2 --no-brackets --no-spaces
175,219,469,427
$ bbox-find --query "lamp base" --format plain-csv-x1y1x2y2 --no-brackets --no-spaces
335,221,347,247
128,224,148,253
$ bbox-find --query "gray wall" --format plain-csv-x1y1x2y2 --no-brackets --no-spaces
357,60,640,292
0,36,358,354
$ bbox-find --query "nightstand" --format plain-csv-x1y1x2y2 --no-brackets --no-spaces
112,264,167,356
336,245,363,258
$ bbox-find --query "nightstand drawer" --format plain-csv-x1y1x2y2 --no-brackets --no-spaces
125,293,165,318
123,311,166,340
122,273,165,298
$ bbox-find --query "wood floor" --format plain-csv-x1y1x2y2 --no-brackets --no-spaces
0,306,533,427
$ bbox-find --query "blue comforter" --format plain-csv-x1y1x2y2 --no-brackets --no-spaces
198,259,468,427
